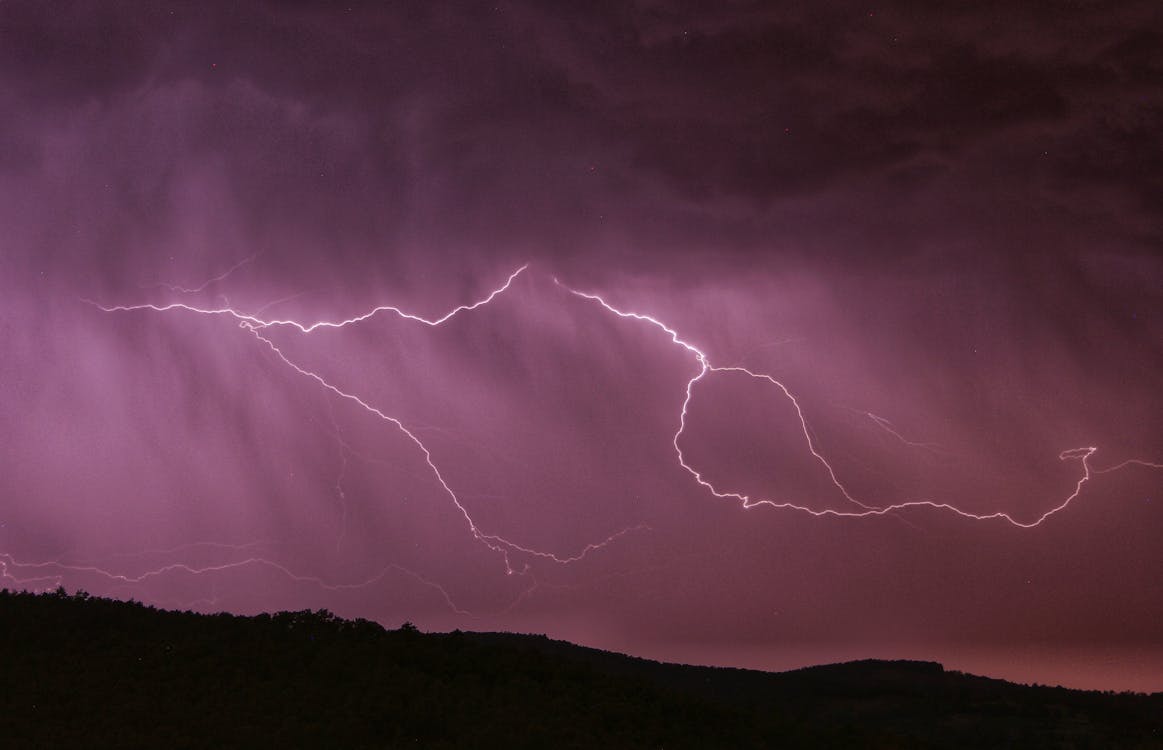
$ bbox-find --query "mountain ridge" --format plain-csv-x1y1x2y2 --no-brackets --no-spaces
3,588,1160,748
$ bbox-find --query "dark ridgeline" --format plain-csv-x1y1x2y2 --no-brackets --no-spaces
2,589,1160,749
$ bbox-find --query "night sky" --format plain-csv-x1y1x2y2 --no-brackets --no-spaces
2,1,1161,692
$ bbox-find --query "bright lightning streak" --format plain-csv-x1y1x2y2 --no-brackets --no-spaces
90,264,530,333
557,281,875,513
244,323,645,573
74,263,1161,617
91,264,647,593
556,280,1152,528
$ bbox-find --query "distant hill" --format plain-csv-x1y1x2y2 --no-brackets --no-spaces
2,588,1160,748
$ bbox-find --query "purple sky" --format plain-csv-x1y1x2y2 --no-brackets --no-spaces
2,1,1161,692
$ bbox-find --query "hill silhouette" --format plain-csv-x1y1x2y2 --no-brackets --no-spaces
2,588,1160,748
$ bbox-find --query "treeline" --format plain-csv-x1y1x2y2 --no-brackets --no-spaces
1,588,1160,748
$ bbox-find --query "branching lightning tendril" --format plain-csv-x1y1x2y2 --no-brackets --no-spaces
6,263,1156,615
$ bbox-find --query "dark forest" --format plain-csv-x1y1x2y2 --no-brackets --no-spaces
3,589,1160,748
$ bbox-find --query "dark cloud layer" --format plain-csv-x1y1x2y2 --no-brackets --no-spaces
1,1,1161,691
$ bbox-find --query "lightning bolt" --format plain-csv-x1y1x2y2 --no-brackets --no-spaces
556,279,1158,528
82,264,648,613
92,264,530,333
243,322,645,573
60,263,1161,617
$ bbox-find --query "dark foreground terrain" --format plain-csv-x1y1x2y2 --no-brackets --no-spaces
2,589,1160,748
